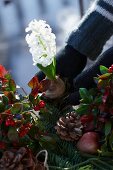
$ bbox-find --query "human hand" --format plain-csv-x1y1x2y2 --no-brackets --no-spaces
59,91,80,110
41,76,65,99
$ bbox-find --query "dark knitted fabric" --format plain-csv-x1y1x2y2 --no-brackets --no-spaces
37,45,87,83
67,0,113,60
56,45,87,80
66,47,113,105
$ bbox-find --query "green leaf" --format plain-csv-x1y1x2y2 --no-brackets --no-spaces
105,121,112,136
4,73,11,80
99,73,112,80
101,141,108,153
79,88,93,103
23,103,31,111
37,58,56,80
100,65,108,74
0,100,5,113
2,95,9,105
8,127,19,141
109,132,113,150
39,135,57,150
11,103,23,114
29,94,35,105
9,79,16,92
94,96,102,104
78,165,92,170
76,104,89,115
92,108,98,116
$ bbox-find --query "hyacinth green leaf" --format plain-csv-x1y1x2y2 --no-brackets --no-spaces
79,88,93,103
105,121,112,136
37,57,56,80
9,79,16,92
11,103,23,114
100,65,108,74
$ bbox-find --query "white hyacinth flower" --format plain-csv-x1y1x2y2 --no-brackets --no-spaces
25,20,56,67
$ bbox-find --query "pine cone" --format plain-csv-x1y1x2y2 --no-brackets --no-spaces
0,147,36,170
55,111,83,141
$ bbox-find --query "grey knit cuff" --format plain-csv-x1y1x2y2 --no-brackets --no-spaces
67,0,113,60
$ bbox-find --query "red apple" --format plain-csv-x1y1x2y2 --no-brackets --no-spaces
77,132,99,154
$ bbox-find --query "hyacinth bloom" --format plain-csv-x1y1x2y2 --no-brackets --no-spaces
25,20,56,80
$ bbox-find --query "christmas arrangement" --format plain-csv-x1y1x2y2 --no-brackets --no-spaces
1,20,113,169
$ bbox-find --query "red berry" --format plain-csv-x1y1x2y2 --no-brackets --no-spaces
5,118,15,126
19,123,31,137
5,109,11,114
0,141,6,149
108,66,113,73
19,130,27,137
80,114,94,125
38,100,45,108
10,120,16,126
5,118,11,126
34,105,40,111
0,119,2,124
24,123,32,128
19,127,27,137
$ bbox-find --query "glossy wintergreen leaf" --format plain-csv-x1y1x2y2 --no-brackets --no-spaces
2,95,9,105
92,108,98,116
29,94,35,105
11,103,23,114
23,103,31,111
94,96,102,104
105,121,112,136
9,79,16,92
4,73,11,80
100,65,108,74
0,100,5,113
79,88,93,103
76,104,89,115
99,73,112,80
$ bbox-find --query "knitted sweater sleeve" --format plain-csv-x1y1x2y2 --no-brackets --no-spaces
67,0,113,60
